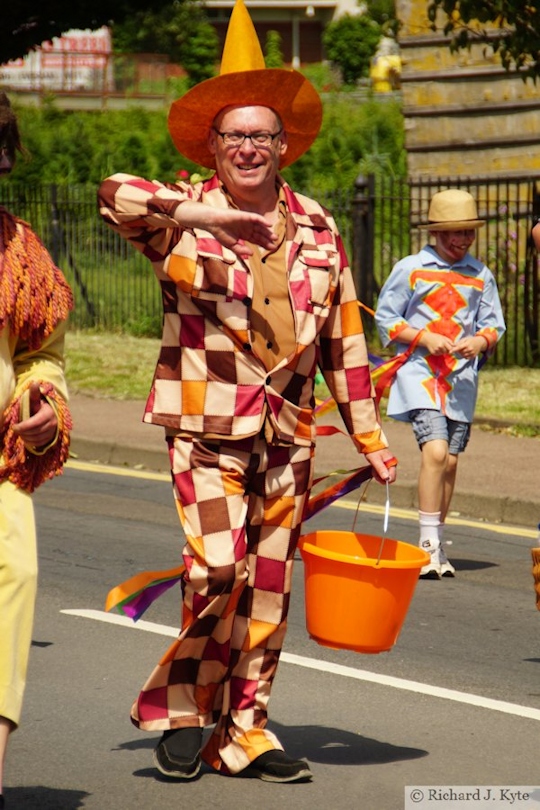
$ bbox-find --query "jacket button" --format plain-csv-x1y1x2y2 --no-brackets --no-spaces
243,342,252,351
266,340,273,349
243,296,252,306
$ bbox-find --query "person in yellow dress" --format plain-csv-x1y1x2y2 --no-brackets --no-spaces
0,92,72,809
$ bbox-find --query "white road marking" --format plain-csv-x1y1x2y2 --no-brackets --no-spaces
61,608,540,722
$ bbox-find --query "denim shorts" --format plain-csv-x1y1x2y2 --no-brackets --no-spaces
408,409,471,454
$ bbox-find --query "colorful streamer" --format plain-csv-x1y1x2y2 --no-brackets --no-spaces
105,565,185,622
370,330,425,403
314,396,337,417
104,460,378,621
303,464,373,521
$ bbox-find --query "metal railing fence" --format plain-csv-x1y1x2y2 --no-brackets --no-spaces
2,177,538,366
4,183,162,335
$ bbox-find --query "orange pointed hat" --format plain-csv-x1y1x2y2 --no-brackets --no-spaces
168,0,323,169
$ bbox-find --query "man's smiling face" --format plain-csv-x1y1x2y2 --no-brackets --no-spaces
208,105,287,208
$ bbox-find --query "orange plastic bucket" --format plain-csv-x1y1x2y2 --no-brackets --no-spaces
298,531,430,654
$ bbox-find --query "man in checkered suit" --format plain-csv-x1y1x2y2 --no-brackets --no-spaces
99,0,396,785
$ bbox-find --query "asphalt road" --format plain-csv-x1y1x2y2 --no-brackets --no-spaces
4,461,539,810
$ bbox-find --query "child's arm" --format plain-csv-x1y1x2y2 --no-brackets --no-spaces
392,325,454,356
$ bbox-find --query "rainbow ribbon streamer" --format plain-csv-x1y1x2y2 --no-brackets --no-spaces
105,565,186,622
303,464,373,522
314,345,417,417
370,331,425,403
313,395,337,417
105,460,376,622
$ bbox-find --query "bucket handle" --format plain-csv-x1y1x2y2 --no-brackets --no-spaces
351,479,391,566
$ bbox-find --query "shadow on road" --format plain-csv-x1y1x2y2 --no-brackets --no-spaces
269,721,428,766
116,719,428,779
450,558,498,572
3,786,89,809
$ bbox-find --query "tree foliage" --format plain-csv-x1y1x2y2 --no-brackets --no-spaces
366,0,399,37
179,22,220,88
112,1,219,87
283,96,406,194
8,100,183,185
2,0,172,63
264,31,284,69
6,96,406,192
323,14,382,86
2,0,218,87
427,0,540,79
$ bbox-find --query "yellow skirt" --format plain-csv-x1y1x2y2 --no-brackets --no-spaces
0,480,37,727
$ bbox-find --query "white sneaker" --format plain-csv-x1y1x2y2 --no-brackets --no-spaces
439,543,456,577
419,538,442,579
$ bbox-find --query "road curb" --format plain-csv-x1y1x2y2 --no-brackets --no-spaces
69,436,536,530
69,437,170,474
359,479,536,531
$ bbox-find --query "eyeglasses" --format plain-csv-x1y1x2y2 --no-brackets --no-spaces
213,130,282,148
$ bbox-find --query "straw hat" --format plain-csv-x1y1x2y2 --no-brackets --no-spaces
419,189,485,230
168,0,322,169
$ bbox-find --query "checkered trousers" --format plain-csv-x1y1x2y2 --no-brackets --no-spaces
131,433,315,774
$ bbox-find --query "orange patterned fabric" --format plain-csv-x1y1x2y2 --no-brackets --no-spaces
98,172,387,456
0,208,73,348
0,207,73,491
374,246,505,423
0,380,72,493
131,435,314,774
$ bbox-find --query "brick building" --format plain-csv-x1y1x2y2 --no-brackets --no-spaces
204,0,362,68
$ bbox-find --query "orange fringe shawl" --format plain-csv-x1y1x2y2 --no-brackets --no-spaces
0,382,73,493
0,206,73,347
0,207,74,492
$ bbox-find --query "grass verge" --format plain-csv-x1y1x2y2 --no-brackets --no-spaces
65,331,540,438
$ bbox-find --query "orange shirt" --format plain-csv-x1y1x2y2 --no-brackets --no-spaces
248,197,295,370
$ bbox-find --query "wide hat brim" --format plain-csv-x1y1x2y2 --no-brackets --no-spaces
168,68,323,169
419,219,485,230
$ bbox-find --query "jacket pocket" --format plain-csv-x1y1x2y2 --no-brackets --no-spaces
192,241,247,303
298,249,337,310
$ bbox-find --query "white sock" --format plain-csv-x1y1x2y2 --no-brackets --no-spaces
438,522,452,549
419,511,441,550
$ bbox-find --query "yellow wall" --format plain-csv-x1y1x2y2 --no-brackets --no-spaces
396,0,540,178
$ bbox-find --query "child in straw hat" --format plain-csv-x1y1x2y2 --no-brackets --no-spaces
99,0,396,784
375,189,505,578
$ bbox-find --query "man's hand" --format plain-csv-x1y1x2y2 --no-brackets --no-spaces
13,382,58,448
175,202,277,258
365,450,398,485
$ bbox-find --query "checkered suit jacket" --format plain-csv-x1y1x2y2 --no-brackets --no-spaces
98,173,386,455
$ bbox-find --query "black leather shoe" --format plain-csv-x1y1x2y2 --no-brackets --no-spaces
153,727,203,780
241,750,312,783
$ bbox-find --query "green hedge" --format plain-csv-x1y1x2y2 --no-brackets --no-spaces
8,92,406,191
